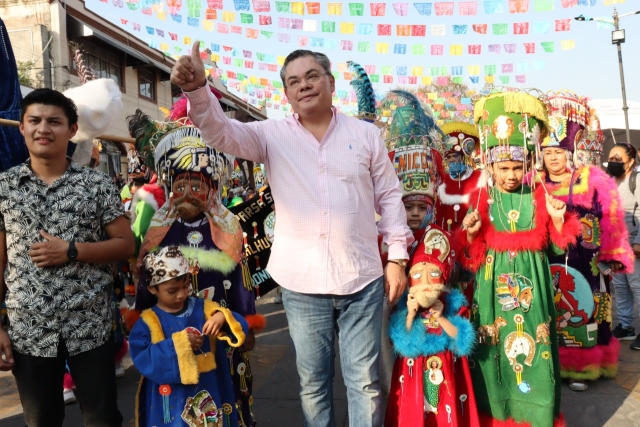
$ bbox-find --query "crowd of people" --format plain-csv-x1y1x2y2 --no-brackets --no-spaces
0,44,639,427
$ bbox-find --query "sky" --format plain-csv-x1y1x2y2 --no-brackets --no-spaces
85,0,640,119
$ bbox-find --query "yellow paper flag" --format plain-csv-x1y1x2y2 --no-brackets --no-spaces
375,43,389,54
422,77,433,85
291,2,305,15
222,11,235,22
412,66,423,76
604,0,625,4
184,36,192,45
485,75,495,84
427,92,437,100
340,22,354,34
450,45,463,56
274,94,281,102
468,65,480,75
203,20,215,31
561,40,576,50
277,56,286,65
327,2,343,15
160,43,169,51
250,76,258,84
157,11,167,21
211,54,220,63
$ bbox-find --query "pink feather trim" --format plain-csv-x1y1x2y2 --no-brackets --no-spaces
542,167,634,272
478,412,566,427
558,338,620,371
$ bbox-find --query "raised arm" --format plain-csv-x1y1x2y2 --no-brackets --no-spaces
173,41,267,164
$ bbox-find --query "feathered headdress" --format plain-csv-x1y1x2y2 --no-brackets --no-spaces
347,61,376,122
379,89,445,150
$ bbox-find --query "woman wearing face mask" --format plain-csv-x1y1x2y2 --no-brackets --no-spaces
607,142,640,352
532,94,634,392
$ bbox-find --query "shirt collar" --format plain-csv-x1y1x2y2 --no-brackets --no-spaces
290,106,339,126
17,158,80,184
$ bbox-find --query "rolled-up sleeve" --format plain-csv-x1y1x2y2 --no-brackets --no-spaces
185,86,267,164
369,127,413,260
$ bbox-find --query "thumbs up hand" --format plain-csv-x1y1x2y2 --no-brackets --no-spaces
170,40,207,92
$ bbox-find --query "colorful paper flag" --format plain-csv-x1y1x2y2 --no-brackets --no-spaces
509,0,529,12
253,0,270,12
450,45,463,55
397,25,411,36
493,23,508,35
327,2,342,14
360,23,374,35
541,41,555,52
358,41,371,52
413,3,432,15
473,24,487,34
341,40,353,50
468,44,482,54
468,65,480,75
435,2,454,15
322,21,335,32
412,44,426,55
459,1,478,15
340,22,355,34
502,63,513,73
485,1,504,14
376,42,389,53
555,19,571,31
560,40,575,50
306,2,320,14
432,24,446,36
370,2,386,16
378,24,392,35
453,25,468,34
412,66,423,76
489,44,501,53
349,2,365,16
431,44,444,55
291,2,305,14
259,15,272,25
411,25,426,36
504,43,517,53
393,2,409,16
514,22,529,34
303,19,317,31
534,0,554,11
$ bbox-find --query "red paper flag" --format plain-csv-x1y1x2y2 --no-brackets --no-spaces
408,76,417,84
223,56,231,64
169,32,178,40
468,44,482,54
524,42,535,54
245,60,254,69
259,15,272,25
370,3,386,16
306,2,320,14
555,19,571,32
253,0,270,12
383,75,393,83
514,22,529,34
434,2,454,16
231,26,242,34
206,9,217,19
120,19,128,25
411,25,426,36
378,24,391,36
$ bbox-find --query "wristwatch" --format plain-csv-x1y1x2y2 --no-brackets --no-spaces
388,259,408,268
67,240,78,262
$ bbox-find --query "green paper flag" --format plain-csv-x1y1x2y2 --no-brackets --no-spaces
322,21,336,32
499,76,510,84
370,74,379,83
412,44,425,55
261,31,274,38
273,81,283,88
485,64,497,74
358,42,371,52
275,1,290,13
453,76,463,84
237,73,246,80
349,3,364,16
439,67,448,76
534,0,554,12
234,59,244,67
541,41,555,52
382,65,392,75
241,13,253,24
332,71,340,79
256,52,265,61
492,23,508,35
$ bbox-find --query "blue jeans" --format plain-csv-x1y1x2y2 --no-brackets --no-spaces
612,258,640,329
282,277,384,427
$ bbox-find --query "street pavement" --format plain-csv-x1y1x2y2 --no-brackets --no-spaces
1,292,640,427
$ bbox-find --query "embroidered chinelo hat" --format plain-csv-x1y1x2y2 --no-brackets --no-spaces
473,91,549,163
540,91,590,153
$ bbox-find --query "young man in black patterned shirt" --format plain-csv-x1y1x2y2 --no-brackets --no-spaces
0,89,134,427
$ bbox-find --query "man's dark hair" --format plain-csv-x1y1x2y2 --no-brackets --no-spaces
20,88,79,126
280,50,331,88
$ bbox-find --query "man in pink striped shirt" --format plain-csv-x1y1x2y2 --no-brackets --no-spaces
172,43,413,427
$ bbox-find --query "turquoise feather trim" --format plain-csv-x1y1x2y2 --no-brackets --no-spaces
178,246,237,275
389,288,475,358
348,61,376,120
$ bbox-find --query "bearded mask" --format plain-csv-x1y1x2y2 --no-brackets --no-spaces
408,261,446,309
171,173,213,221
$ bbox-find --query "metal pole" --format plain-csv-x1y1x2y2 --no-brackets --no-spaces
614,8,632,144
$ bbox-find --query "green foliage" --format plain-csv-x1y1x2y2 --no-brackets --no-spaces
17,60,35,88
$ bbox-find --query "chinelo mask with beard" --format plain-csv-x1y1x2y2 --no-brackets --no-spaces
171,173,213,221
408,261,447,309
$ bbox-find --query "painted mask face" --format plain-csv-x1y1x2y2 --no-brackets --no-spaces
408,261,446,309
172,174,211,221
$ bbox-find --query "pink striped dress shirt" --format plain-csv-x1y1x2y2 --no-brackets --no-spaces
186,86,413,295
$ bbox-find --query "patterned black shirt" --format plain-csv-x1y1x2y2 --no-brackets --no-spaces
0,161,125,357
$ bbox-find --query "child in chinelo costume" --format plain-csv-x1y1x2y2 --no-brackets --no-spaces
459,91,581,427
534,92,633,391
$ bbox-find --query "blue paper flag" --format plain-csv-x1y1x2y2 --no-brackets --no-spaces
396,66,408,76
453,25,468,35
578,0,596,5
187,17,199,27
394,44,407,54
470,76,480,84
451,66,463,76
533,61,545,70
359,23,373,35
211,43,220,52
484,1,503,14
311,37,324,47
146,26,155,35
234,0,250,11
533,22,550,34
171,14,182,23
413,3,433,16
326,39,338,49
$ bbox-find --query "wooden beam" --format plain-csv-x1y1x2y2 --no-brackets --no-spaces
0,118,135,143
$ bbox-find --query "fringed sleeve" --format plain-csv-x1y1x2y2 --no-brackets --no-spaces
455,188,489,272
534,185,581,251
